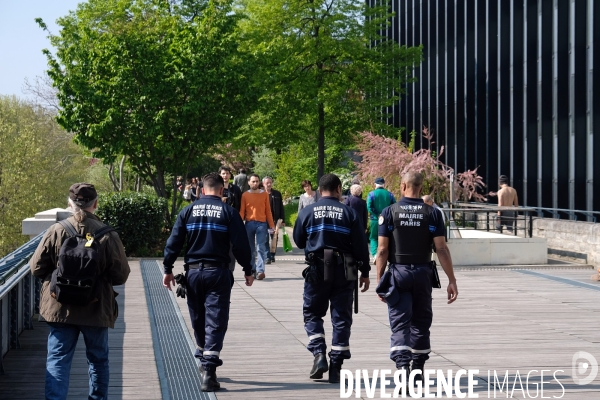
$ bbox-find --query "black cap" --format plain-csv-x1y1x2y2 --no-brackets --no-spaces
375,177,385,185
69,183,98,205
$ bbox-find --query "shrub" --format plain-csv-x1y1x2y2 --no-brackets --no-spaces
284,200,299,227
97,191,167,257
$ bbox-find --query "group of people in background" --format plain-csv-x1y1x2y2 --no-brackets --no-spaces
181,167,285,280
179,169,452,265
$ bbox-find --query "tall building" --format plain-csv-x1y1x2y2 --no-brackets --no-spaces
386,0,599,213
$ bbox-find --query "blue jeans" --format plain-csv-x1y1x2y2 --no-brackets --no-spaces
46,322,109,400
245,221,268,273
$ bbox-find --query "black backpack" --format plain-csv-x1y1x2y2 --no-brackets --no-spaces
49,220,114,305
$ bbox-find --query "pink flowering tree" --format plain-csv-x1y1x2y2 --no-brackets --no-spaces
356,128,486,202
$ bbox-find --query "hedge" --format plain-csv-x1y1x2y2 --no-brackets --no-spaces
96,191,167,257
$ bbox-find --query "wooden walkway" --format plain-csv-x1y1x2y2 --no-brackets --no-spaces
0,260,161,399
1,240,599,399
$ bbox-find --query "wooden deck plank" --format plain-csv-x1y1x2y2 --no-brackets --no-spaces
169,250,600,400
0,261,162,400
2,235,599,400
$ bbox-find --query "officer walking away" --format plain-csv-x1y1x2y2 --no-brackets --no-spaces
293,173,370,383
375,171,458,384
367,177,396,259
30,183,130,400
163,173,255,392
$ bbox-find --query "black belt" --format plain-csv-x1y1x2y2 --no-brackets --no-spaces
187,262,227,270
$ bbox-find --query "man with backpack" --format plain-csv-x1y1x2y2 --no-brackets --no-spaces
30,183,130,400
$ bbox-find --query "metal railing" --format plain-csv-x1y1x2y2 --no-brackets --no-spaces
442,203,537,238
0,233,44,374
527,206,600,223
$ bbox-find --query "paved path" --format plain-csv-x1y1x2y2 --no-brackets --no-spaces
2,241,599,399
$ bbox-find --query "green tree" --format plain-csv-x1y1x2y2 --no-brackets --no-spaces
239,0,422,180
0,96,89,257
252,145,277,179
38,0,257,218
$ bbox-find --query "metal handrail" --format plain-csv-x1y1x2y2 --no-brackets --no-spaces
442,205,534,238
453,202,599,223
528,206,599,222
0,257,30,288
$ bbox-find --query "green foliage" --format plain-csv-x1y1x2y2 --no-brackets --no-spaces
251,145,277,179
96,191,167,257
284,201,299,227
39,0,257,199
407,130,417,154
274,140,352,199
238,0,422,179
0,96,89,257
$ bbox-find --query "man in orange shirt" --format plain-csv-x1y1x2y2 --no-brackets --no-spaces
240,174,275,280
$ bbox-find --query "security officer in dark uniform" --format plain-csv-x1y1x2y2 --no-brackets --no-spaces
163,173,254,392
375,171,458,383
293,173,371,383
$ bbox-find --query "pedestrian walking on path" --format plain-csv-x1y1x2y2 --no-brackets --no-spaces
367,177,396,258
163,173,254,392
30,183,130,400
375,171,458,391
239,174,275,280
293,173,370,383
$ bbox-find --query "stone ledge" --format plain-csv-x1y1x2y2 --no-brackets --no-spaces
22,208,71,239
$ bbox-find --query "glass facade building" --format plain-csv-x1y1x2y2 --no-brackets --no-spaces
385,0,599,213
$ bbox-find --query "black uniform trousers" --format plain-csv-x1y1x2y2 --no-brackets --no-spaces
303,262,354,364
186,265,233,371
387,263,433,368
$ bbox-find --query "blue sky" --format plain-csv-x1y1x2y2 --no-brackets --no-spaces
0,0,83,99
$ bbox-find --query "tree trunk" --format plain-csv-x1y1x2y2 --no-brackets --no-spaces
108,164,119,191
118,155,125,191
151,169,167,198
171,175,179,223
317,102,325,182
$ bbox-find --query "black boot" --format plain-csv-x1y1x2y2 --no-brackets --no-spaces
328,362,342,383
201,370,220,392
397,365,410,395
309,353,329,379
411,362,425,386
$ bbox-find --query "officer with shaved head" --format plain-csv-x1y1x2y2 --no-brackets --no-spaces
375,171,458,388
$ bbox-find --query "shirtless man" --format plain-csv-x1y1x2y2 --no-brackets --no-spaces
489,175,518,232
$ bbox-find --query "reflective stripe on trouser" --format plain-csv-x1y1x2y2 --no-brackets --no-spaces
303,262,354,364
186,266,233,371
387,263,433,367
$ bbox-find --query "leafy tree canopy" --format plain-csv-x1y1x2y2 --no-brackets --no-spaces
38,0,257,198
0,96,89,257
238,0,422,179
